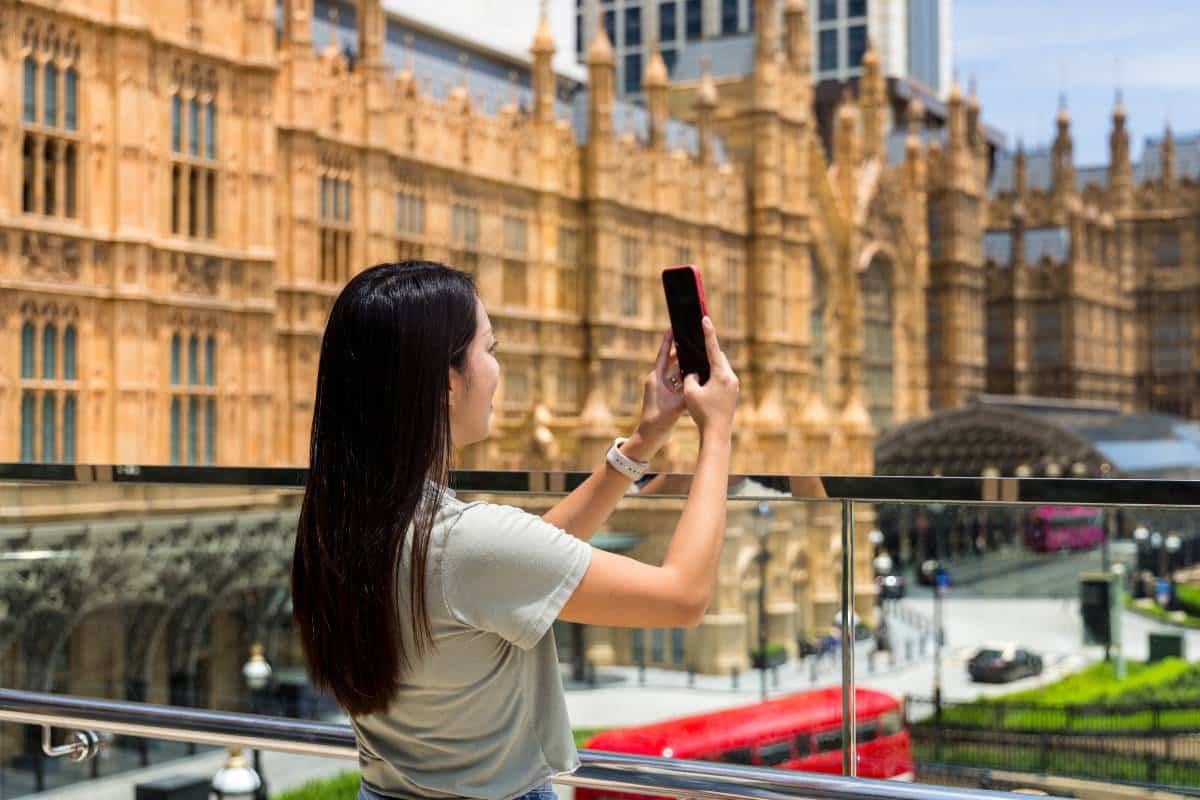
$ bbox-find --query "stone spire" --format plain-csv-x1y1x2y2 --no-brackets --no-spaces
1052,95,1075,196
283,0,313,46
530,0,556,126
752,0,780,111
1014,139,1028,198
1162,124,1176,186
784,0,809,74
357,0,384,66
834,88,860,214
644,41,669,150
1108,90,1131,203
966,76,982,155
946,80,965,151
695,55,718,164
859,41,885,160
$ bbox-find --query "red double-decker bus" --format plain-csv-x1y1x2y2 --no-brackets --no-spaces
1023,506,1105,552
576,687,913,800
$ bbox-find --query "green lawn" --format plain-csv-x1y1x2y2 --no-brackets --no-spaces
932,658,1200,732
1124,596,1200,630
270,771,359,800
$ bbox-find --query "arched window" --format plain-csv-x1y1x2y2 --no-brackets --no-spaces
64,325,77,380
171,94,183,153
64,143,77,217
63,395,77,463
343,179,351,222
810,251,827,399
205,397,216,463
170,333,182,384
23,56,37,122
205,101,216,159
21,392,36,463
205,336,216,385
189,97,200,156
187,396,199,464
860,258,895,432
42,138,56,215
43,62,58,126
41,392,57,463
21,322,36,378
42,324,57,379
187,334,199,385
64,67,78,130
22,134,35,213
170,397,181,464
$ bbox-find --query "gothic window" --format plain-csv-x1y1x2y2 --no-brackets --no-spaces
65,67,78,130
502,214,528,307
19,311,80,463
21,392,36,463
169,66,218,239
43,63,58,126
169,328,217,465
810,251,826,397
41,393,56,463
23,56,36,122
395,186,426,262
450,198,480,275
1157,227,1181,268
19,27,80,220
860,258,894,431
42,325,57,379
319,155,354,283
1032,305,1061,367
21,322,35,378
557,226,582,313
170,397,181,465
620,235,641,317
724,256,742,329
171,95,183,153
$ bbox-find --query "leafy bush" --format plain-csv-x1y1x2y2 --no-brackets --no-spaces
270,771,360,800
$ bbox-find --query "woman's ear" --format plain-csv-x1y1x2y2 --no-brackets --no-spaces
447,368,458,409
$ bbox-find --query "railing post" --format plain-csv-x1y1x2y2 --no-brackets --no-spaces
1039,732,1050,773
840,498,857,778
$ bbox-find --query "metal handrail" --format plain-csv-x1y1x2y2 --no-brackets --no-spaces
0,689,1061,800
3,463,1200,507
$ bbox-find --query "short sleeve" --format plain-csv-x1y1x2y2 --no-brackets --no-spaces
442,502,592,650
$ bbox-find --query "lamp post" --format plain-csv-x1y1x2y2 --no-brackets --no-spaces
752,501,774,702
242,644,272,800
1166,534,1182,607
211,747,261,800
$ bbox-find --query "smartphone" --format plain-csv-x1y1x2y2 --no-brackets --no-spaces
661,265,710,385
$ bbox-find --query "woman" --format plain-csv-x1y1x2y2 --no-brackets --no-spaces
292,261,739,800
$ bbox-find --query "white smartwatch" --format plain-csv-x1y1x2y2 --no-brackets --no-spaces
605,436,651,481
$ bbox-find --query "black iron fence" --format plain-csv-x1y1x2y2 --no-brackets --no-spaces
905,695,1200,734
911,726,1200,788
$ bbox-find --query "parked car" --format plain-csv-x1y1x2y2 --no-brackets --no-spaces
967,643,1043,683
876,572,907,600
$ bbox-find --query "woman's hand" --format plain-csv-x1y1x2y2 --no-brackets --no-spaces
633,328,687,456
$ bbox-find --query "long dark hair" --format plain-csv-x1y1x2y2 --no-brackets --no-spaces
292,261,478,717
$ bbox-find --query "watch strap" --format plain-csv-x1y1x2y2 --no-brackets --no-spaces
606,436,650,481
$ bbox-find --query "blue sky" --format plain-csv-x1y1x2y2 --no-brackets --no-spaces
955,0,1200,164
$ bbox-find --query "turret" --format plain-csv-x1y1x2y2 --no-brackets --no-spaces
644,44,669,150
695,56,718,164
530,0,556,126
1162,124,1176,186
1051,97,1075,197
1107,92,1131,207
859,42,885,161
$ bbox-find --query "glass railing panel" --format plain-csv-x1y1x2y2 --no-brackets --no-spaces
851,499,1200,792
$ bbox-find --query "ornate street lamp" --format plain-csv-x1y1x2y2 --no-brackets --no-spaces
211,747,261,800
752,501,774,702
241,644,272,800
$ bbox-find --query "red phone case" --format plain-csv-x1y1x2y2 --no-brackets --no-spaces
666,264,709,317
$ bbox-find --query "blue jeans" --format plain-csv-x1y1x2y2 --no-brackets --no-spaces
358,780,557,800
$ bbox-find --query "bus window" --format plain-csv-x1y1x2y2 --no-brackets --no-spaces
757,739,792,767
856,720,877,743
879,710,902,737
795,733,812,758
720,747,754,765
815,729,843,753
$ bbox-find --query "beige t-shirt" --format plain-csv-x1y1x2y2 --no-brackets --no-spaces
350,482,592,800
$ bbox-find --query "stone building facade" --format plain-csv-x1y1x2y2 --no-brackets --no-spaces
0,0,957,712
982,101,1200,419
